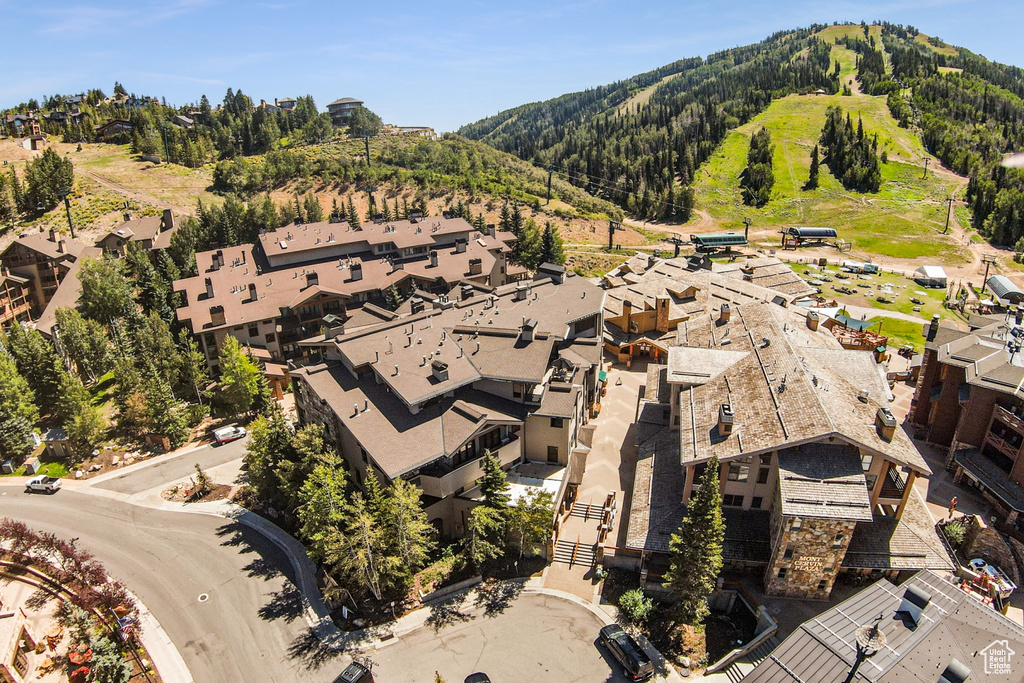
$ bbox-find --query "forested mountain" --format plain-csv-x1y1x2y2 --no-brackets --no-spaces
460,22,1024,247
458,26,838,221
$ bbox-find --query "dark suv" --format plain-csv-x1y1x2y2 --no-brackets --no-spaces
598,624,654,681
332,661,374,683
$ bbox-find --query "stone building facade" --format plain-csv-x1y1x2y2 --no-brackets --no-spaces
765,515,857,599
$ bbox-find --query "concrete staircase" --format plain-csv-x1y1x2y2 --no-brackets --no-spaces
708,636,780,683
552,538,596,567
568,502,603,521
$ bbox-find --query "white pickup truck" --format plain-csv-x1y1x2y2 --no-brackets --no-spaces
25,474,62,493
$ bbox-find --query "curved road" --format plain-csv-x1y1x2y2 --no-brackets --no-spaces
0,488,343,683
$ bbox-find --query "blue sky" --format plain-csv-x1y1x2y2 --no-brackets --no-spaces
3,0,1023,132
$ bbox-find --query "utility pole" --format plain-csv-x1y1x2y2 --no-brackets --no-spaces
922,158,929,179
63,195,75,239
161,126,170,163
364,135,371,167
981,254,997,294
546,166,554,205
944,196,954,233
608,220,621,251
742,216,752,242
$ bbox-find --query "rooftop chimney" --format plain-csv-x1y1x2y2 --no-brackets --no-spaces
718,404,734,437
56,239,65,254
247,282,257,302
897,584,931,626
209,305,225,326
514,283,528,301
306,271,319,288
350,262,363,282
429,250,438,267
461,284,474,301
486,223,496,238
806,310,820,331
656,295,670,333
938,660,971,683
204,277,214,299
876,407,897,441
48,228,56,242
925,313,940,342
455,238,467,254
468,258,483,275
322,313,345,338
522,318,537,342
431,359,449,382
160,208,174,232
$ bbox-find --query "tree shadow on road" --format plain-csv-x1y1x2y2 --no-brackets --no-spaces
286,628,346,671
242,556,282,581
258,582,306,623
472,578,524,618
425,594,474,631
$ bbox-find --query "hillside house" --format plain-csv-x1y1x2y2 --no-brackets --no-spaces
327,97,363,127
96,119,133,142
95,210,178,257
0,230,90,314
0,269,32,328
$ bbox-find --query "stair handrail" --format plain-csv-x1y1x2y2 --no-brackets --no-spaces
703,613,779,675
570,535,580,567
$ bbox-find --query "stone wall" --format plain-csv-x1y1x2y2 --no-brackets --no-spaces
962,515,1019,584
764,516,857,599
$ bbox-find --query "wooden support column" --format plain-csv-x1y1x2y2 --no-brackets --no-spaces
895,470,917,520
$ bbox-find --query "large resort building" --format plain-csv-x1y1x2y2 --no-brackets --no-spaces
173,216,522,371
290,266,604,538
911,312,1024,531
614,256,950,599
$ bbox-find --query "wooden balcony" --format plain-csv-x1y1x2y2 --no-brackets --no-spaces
878,467,907,501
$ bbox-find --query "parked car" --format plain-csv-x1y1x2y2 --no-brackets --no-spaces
598,624,654,681
332,661,373,683
213,425,247,444
465,674,492,683
898,345,916,358
25,474,61,493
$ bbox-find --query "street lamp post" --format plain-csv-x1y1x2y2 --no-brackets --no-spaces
843,621,887,683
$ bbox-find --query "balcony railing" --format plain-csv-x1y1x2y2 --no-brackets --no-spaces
878,467,907,501
420,434,520,478
418,434,521,499
996,404,1024,434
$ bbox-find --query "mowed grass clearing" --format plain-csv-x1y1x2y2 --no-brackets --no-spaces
691,91,966,264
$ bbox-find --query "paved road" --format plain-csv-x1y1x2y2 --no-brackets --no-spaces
0,489,344,683
371,592,629,683
93,437,250,494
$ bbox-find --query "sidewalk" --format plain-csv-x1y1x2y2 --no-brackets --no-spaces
544,362,645,600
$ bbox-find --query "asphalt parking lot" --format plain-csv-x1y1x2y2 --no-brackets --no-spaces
368,590,631,682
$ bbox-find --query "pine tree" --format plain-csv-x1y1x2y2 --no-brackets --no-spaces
807,144,820,190
293,193,305,224
0,348,38,464
346,196,361,228
664,456,725,626
217,336,262,417
741,128,775,207
539,221,565,265
479,450,510,509
303,193,323,222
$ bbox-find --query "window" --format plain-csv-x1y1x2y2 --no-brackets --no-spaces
791,518,802,530
817,580,828,591
865,474,878,491
760,454,772,465
249,326,259,337
722,494,744,507
727,464,749,482
777,568,788,579
783,546,794,560
547,445,559,463
266,333,276,343
550,417,564,428
751,496,763,509
233,325,244,331
513,383,523,398
862,453,873,471
757,468,770,484
833,533,845,548
360,447,368,463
